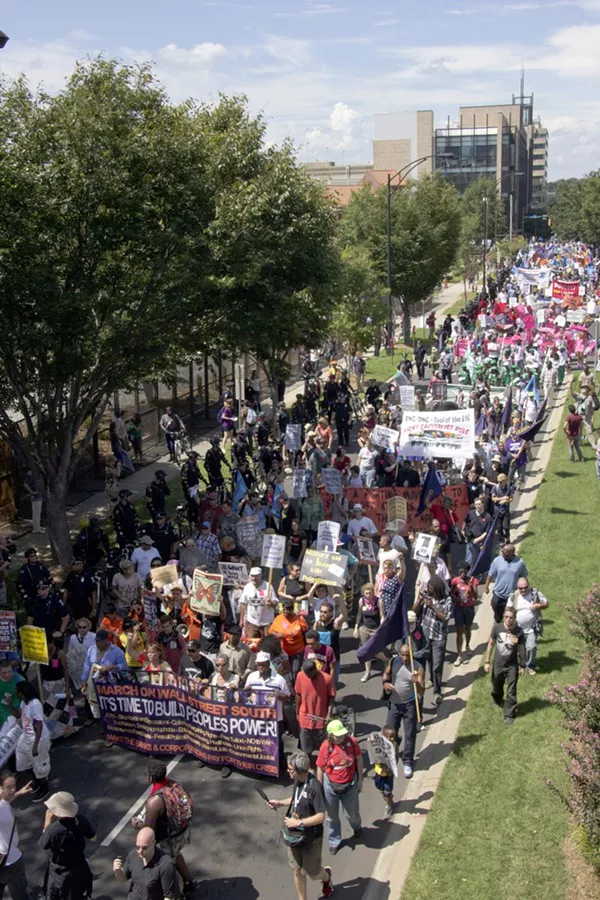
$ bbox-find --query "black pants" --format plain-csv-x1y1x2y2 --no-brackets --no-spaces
337,421,350,446
385,700,418,765
416,362,425,379
491,593,509,623
491,663,519,719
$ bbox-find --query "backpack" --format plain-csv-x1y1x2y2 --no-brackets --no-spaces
246,407,257,425
159,780,194,836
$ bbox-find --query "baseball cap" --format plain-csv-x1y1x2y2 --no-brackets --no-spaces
201,520,212,529
353,504,364,512
249,566,262,576
140,535,153,545
256,651,271,663
326,719,349,738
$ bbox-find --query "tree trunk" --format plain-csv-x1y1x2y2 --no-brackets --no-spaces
46,476,73,567
402,300,412,345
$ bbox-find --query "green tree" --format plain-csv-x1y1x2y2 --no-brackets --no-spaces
459,176,505,290
548,178,583,240
580,172,600,244
329,247,388,354
0,59,219,564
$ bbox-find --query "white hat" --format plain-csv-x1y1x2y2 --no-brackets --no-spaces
45,791,78,818
249,566,262,576
140,535,153,545
353,504,364,511
256,651,271,663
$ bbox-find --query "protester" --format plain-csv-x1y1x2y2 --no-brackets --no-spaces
295,660,335,766
507,577,549,674
382,644,425,778
316,719,363,855
484,607,527,725
269,600,309,679
484,544,528,624
15,680,51,802
239,567,278,638
113,826,178,899
354,584,384,682
0,769,33,897
245,651,290,764
413,575,452,708
451,563,479,665
303,630,336,675
563,403,584,462
40,791,95,899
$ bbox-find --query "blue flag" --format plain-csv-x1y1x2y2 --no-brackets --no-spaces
271,482,284,528
524,374,540,404
356,585,407,663
468,510,500,579
475,411,488,436
416,463,443,516
500,389,512,431
231,470,247,513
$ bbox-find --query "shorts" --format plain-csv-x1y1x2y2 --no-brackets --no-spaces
158,827,190,859
288,839,324,878
454,605,475,629
15,735,51,779
374,773,394,797
299,728,326,756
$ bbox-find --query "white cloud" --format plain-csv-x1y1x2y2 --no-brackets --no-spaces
263,35,312,67
275,3,347,17
158,42,228,67
66,29,98,42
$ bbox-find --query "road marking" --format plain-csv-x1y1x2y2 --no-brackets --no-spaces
100,753,184,847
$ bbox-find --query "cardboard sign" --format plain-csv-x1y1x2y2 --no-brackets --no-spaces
0,611,17,656
399,386,415,410
356,537,377,566
317,520,341,553
150,564,179,590
412,532,438,565
555,314,566,328
261,534,286,570
367,732,398,778
292,468,308,499
387,496,408,533
218,562,249,587
19,625,49,665
190,570,223,616
371,425,400,451
300,549,348,587
431,381,448,402
322,467,342,496
236,515,262,558
285,424,302,451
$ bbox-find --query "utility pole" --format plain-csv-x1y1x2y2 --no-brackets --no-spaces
509,193,514,243
482,196,489,295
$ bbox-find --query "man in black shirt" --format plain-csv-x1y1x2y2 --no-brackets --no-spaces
142,513,178,563
365,380,381,410
483,607,526,725
26,582,69,636
113,827,177,900
17,549,50,607
145,470,170,521
414,342,427,380
333,395,352,447
113,490,140,549
62,558,97,621
178,641,214,682
395,460,420,488
462,496,492,569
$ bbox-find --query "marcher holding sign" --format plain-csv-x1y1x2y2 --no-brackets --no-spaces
412,533,438,565
322,467,342,496
191,570,223,617
239,567,278,638
316,520,341,553
356,538,377,585
368,729,399,820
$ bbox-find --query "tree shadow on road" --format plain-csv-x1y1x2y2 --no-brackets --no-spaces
194,876,259,899
329,875,391,898
416,732,484,771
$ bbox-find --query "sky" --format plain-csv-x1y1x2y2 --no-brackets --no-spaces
1,0,599,180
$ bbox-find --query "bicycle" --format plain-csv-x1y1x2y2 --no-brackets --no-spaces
172,431,192,466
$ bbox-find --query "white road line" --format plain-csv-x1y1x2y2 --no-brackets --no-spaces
100,753,184,847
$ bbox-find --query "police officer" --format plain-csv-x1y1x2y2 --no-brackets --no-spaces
142,513,178,563
17,549,50,607
113,490,140,550
145,470,170,521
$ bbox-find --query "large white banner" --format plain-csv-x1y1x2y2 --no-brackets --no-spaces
516,267,551,289
399,409,475,460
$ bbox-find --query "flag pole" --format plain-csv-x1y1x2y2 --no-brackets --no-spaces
407,635,421,723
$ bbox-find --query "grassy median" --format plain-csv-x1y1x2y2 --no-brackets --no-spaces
402,390,597,900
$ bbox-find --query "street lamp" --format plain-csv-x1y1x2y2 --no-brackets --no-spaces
386,152,453,347
482,196,489,297
496,171,524,242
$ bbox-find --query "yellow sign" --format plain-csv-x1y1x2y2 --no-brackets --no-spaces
19,625,49,665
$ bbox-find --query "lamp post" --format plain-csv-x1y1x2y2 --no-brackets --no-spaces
482,196,489,296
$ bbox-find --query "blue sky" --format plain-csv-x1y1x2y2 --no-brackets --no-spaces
1,0,599,179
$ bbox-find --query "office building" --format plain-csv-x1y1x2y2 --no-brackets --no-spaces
531,118,549,211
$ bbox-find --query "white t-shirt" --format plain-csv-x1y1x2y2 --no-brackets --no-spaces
0,800,20,865
111,572,142,606
507,588,547,633
357,447,375,473
131,546,161,580
21,698,50,742
347,516,378,538
377,547,401,576
241,582,277,627
245,671,289,720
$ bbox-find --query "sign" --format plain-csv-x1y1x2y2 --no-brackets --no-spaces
322,467,342,496
260,534,286,570
218,562,249,587
555,314,566,328
399,386,415,410
143,592,159,644
412,532,438,564
285,424,302,452
19,625,49,665
536,309,546,326
191,570,223,616
300,549,348,587
552,280,580,301
292,468,308,499
316,520,341,553
399,409,475,460
567,309,586,324
356,537,377,566
0,611,17,657
387,496,408,533
340,484,470,538
236,515,262,558
95,674,279,777
367,732,398,778
0,722,21,769
370,425,400,451
431,381,448,402
149,564,179,591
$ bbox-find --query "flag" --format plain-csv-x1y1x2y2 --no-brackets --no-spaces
231,470,247,513
500,389,512,430
416,462,443,516
468,510,500,579
524,374,540,404
271,482,284,528
357,584,407,663
475,411,487,436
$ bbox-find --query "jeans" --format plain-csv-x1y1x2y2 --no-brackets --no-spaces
569,437,583,461
288,652,305,681
164,432,175,457
424,636,446,696
524,630,537,669
385,700,418,765
322,775,362,850
0,856,30,900
465,541,477,568
491,662,519,719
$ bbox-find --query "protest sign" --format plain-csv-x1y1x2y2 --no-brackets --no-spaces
300,549,348,587
143,592,159,643
261,534,286,570
19,625,49,665
95,674,279,777
317,520,341,553
285,424,302,452
412,532,438,564
322,467,342,496
341,483,469,538
371,425,400,451
367,732,398,778
0,611,18,658
150,564,179,591
399,386,415,410
356,537,377,566
0,722,21,769
236,515,262,558
555,314,566,328
552,280,580,301
387,496,407,533
430,381,448,402
292,468,308,499
399,409,475,460
218,562,249,587
567,309,586,324
190,570,223,616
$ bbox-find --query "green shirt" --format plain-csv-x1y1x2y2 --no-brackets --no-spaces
0,673,24,726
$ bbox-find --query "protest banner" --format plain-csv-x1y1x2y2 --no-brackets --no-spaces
0,611,18,658
218,562,249,587
387,496,407,533
284,424,302,452
552,280,580,301
399,409,475,460
292,468,308,499
300,549,348,587
236,515,262,558
412,532,438,564
399,385,415,410
95,674,279,777
150,564,179,591
191,570,223,616
367,732,398,778
343,483,470,537
322,467,342,496
430,381,448,402
317,520,341,553
370,425,400,451
19,625,49,665
261,534,286,570
0,722,21,769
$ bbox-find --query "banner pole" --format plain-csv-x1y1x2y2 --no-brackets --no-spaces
368,565,373,586
36,663,44,700
407,635,421,723
267,567,273,595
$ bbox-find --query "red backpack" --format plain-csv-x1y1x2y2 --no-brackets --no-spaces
159,780,194,836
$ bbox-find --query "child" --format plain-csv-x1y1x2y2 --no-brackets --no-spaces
371,726,398,820
450,562,479,665
100,603,123,646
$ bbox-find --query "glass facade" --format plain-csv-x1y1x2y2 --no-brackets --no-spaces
434,130,497,193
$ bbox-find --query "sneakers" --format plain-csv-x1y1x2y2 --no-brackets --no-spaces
220,766,232,778
464,646,473,658
454,656,463,667
527,668,537,676
504,717,514,727
383,804,393,820
341,621,349,631
360,672,370,683
403,764,413,779
353,827,362,838
434,693,443,707
322,866,334,897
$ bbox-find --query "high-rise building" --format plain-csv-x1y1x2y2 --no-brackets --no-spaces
530,118,549,211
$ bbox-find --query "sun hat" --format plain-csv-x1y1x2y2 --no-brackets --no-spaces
256,651,271,663
326,719,349,738
353,503,364,512
45,791,78,818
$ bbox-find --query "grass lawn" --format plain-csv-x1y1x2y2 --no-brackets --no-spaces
402,387,599,900
445,288,477,316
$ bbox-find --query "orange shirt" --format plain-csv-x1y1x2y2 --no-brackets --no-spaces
101,615,123,645
269,613,308,657
181,600,202,643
